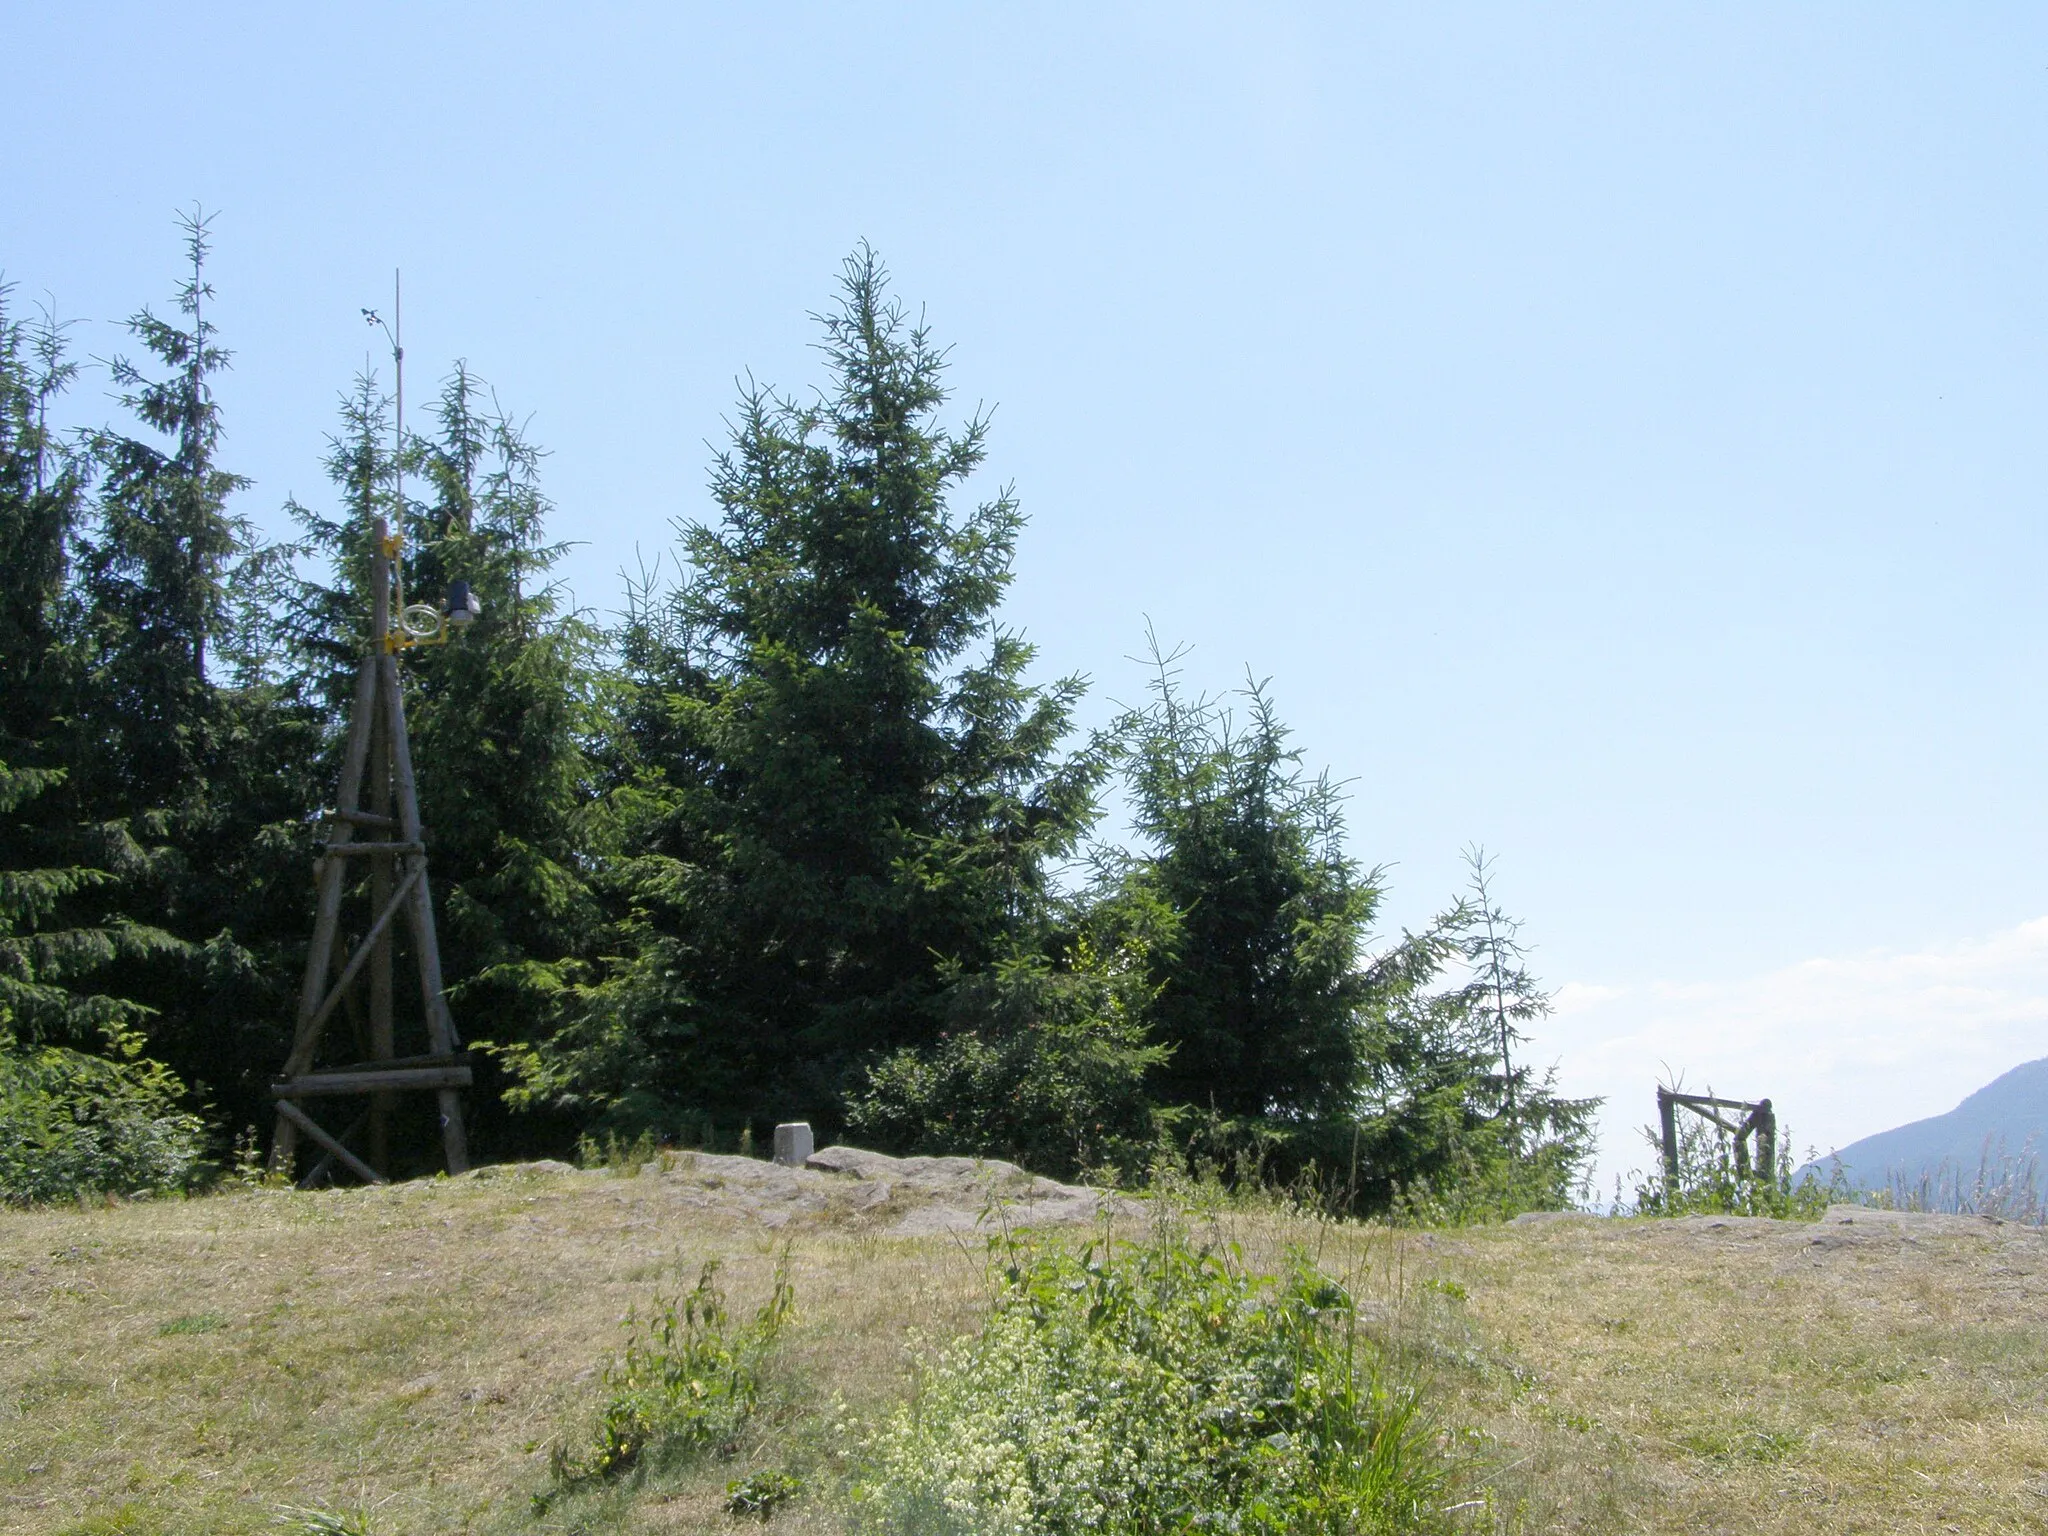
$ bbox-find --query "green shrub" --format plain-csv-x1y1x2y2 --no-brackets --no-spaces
549,1260,793,1493
0,1037,209,1203
848,944,1167,1184
856,1227,1453,1535
1383,1118,1598,1228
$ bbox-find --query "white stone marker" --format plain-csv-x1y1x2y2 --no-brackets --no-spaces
773,1121,814,1167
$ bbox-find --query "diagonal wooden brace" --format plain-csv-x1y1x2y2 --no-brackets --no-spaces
282,863,422,1078
275,1098,387,1186
298,1109,370,1190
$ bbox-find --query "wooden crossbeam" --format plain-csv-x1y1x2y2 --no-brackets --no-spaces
308,1050,472,1075
320,841,426,857
325,808,397,830
1666,1093,1761,1113
273,1064,473,1097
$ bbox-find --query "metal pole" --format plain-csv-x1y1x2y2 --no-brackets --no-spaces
392,270,403,525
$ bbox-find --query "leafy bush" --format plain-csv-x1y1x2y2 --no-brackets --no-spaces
848,943,1167,1182
549,1260,793,1494
0,1036,209,1203
856,1226,1453,1535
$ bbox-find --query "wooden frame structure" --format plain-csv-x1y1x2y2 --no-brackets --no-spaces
269,517,469,1184
1657,1086,1775,1197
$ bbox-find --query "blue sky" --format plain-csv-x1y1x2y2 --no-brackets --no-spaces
9,4,2048,1190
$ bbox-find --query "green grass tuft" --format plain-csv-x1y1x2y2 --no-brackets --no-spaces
156,1311,225,1336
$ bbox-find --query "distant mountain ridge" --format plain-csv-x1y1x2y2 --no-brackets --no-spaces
1813,1056,2048,1191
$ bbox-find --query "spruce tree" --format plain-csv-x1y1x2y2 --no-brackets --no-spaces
536,247,1099,1140
0,285,82,765
66,215,321,1132
1347,852,1599,1215
74,212,248,817
0,295,204,1194
403,367,602,1151
1113,643,1379,1137
0,288,172,1049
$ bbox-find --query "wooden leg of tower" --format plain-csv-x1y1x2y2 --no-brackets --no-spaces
436,1087,470,1175
1657,1087,1680,1203
272,654,381,1177
275,851,349,1177
368,694,395,1178
381,651,470,1175
270,1102,297,1180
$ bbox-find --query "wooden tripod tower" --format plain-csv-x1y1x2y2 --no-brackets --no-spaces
270,516,470,1184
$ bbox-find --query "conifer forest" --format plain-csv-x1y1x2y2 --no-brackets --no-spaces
0,220,1597,1212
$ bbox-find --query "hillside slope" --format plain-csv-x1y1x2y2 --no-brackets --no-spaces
2,1158,2044,1534
1817,1054,2048,1192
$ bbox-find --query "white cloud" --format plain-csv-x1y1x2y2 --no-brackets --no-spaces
1527,917,2048,1201
1551,981,1623,1013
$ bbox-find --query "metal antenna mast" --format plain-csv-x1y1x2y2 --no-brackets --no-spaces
392,270,403,522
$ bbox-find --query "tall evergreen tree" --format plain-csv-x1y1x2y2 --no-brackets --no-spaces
0,285,83,766
1112,643,1379,1137
0,287,205,1199
1346,850,1598,1215
531,247,1099,1140
0,285,175,1053
74,212,248,817
403,367,603,1152
1108,643,1599,1208
64,215,321,1132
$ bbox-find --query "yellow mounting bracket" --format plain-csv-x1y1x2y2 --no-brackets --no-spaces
377,528,452,653
389,607,453,652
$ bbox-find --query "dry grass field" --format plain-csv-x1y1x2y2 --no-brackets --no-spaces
2,1157,2044,1534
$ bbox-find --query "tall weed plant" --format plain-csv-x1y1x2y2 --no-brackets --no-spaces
547,1259,793,1497
1876,1137,2044,1225
856,1224,1453,1535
